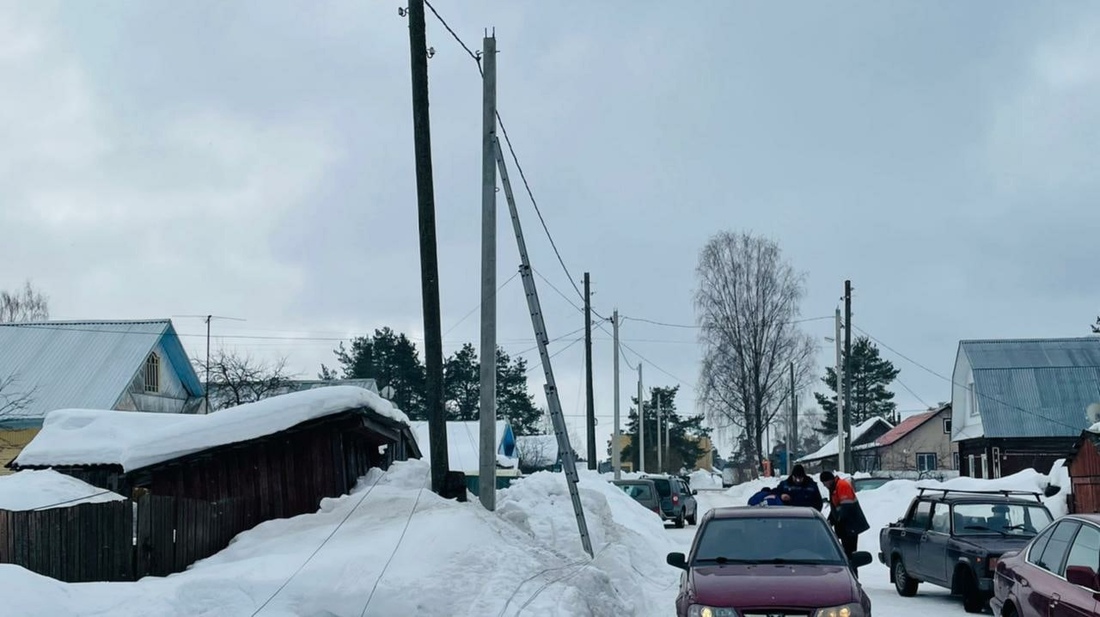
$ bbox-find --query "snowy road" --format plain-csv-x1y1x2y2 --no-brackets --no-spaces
656,490,974,617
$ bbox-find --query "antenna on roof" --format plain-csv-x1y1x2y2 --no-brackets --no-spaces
173,315,246,414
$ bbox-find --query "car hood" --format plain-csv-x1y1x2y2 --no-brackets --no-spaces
690,563,857,608
956,535,1036,554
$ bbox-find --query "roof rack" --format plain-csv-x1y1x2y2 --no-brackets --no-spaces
916,487,1043,503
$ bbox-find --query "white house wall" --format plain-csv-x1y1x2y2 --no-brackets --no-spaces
951,349,984,441
120,340,191,413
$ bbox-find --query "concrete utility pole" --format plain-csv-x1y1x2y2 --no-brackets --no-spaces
638,363,645,474
612,310,621,480
478,33,498,511
406,0,449,495
835,307,846,474
584,273,596,469
843,280,854,473
656,392,663,473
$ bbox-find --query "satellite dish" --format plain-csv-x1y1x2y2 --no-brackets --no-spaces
1087,402,1100,426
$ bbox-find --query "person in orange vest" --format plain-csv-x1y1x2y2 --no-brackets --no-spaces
818,471,869,559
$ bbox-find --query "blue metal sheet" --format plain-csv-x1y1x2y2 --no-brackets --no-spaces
973,367,1100,438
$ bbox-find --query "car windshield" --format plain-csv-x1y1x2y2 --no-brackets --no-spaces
854,478,891,492
693,516,846,565
952,502,1052,536
618,484,654,500
651,479,671,497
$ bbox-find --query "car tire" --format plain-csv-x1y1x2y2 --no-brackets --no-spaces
1002,603,1018,617
892,558,919,597
687,508,697,525
675,509,685,528
958,570,987,614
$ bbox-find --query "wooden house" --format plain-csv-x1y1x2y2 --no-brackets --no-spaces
1066,426,1100,514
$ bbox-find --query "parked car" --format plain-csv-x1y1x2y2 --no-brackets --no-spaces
853,476,895,493
667,506,874,616
879,488,1053,613
610,479,662,517
644,474,698,528
991,513,1100,617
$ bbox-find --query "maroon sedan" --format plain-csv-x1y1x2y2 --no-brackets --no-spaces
991,513,1100,617
667,506,873,616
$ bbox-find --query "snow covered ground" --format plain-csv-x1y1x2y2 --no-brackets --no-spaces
0,462,1067,616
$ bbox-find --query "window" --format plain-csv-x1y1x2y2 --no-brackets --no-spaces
930,504,951,534
981,453,989,479
954,503,1052,537
943,417,952,434
1063,524,1100,577
1036,521,1081,573
953,452,960,470
968,381,978,416
144,352,160,393
907,500,933,530
917,452,937,472
1028,525,1057,566
992,447,1002,479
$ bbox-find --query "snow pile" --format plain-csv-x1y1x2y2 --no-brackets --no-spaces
688,469,722,489
798,417,893,462
0,460,643,616
496,469,681,612
0,470,125,511
16,386,407,471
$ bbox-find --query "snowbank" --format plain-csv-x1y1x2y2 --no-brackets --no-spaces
0,470,125,511
688,469,723,489
15,386,408,471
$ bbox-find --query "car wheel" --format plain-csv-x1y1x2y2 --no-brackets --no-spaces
958,570,987,614
687,508,697,525
675,509,685,528
1002,603,1018,617
892,557,919,597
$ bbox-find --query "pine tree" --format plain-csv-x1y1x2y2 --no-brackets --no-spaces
815,336,899,434
436,344,542,434
324,328,427,419
443,343,479,421
618,386,710,473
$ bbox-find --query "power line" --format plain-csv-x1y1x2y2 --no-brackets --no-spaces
532,267,583,314
442,271,520,338
359,488,425,616
423,0,481,66
623,315,836,330
853,325,1087,434
526,336,585,374
893,375,931,410
619,341,696,392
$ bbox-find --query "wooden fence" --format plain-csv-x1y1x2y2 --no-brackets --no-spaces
0,495,260,582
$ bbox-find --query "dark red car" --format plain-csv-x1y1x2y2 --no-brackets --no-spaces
991,513,1100,617
667,506,873,616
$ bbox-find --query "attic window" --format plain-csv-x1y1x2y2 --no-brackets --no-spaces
943,417,952,434
144,353,160,393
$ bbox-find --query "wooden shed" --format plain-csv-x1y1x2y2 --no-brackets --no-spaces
1066,429,1100,514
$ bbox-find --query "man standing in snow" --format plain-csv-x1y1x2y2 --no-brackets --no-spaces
775,465,823,511
819,471,869,559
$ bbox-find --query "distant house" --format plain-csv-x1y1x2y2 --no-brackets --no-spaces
951,338,1100,479
0,320,205,472
867,404,956,473
410,420,519,477
796,417,894,473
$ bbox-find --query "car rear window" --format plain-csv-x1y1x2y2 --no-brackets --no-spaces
618,484,654,500
652,479,671,496
693,516,845,565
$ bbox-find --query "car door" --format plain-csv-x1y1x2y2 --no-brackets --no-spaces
1026,520,1080,617
917,502,951,585
899,499,933,578
1049,522,1100,617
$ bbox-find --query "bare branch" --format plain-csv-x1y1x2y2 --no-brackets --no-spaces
194,349,296,411
0,374,36,418
0,280,50,323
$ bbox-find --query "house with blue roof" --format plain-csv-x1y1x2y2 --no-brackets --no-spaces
951,337,1100,479
0,320,205,471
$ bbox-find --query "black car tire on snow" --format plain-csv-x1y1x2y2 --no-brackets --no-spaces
687,509,697,525
892,558,919,597
958,570,987,614
675,509,685,528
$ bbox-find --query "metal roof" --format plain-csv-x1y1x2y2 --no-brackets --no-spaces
972,367,1100,438
875,406,946,447
0,320,204,426
959,338,1100,371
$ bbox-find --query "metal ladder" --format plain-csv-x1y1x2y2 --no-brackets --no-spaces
494,137,593,557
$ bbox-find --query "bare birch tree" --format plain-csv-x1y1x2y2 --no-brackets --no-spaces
194,349,294,411
0,375,35,418
695,231,816,472
0,281,49,323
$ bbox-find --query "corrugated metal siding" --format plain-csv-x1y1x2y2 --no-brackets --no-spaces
0,321,203,422
960,338,1100,370
972,367,1100,438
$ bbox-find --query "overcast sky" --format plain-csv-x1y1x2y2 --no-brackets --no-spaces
3,1,1098,458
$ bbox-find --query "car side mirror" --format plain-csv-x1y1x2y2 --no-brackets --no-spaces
1066,565,1100,591
849,551,873,569
692,490,698,495
667,552,689,571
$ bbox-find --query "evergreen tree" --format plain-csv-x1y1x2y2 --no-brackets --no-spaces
443,343,479,421
815,336,900,434
617,386,710,473
323,327,427,419
435,343,542,434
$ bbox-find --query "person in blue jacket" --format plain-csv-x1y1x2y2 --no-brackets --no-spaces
747,486,784,506
775,465,824,511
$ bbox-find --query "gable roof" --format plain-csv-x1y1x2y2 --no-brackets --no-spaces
0,320,205,427
876,405,948,447
959,338,1100,439
12,386,410,472
797,417,894,463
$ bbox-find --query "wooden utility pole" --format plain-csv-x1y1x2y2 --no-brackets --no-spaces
656,392,663,473
843,280,854,473
788,361,796,475
407,0,449,495
584,273,596,469
478,33,498,511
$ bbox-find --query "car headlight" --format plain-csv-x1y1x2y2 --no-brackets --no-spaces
687,605,739,617
816,604,863,617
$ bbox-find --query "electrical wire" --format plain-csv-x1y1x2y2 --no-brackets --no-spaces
359,488,426,617
423,0,481,67
442,271,520,338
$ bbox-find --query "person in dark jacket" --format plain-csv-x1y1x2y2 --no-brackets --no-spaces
747,486,784,506
775,465,824,511
819,471,870,559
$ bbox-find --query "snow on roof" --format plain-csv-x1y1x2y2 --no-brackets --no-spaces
14,386,409,472
410,421,518,473
0,469,126,511
1090,421,1100,434
797,417,893,463
516,435,559,467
